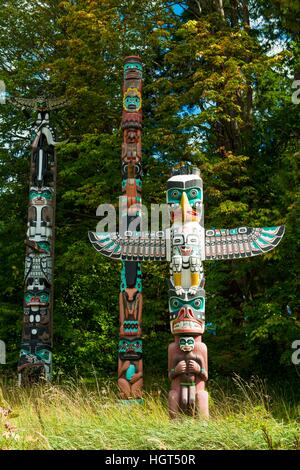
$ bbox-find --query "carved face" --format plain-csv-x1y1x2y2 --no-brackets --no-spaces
167,175,202,208
172,231,200,257
35,347,52,364
124,62,143,79
179,337,195,352
169,288,205,335
118,338,142,361
123,288,140,313
29,187,53,206
167,174,203,223
123,88,142,112
120,289,141,336
19,347,51,364
24,290,49,307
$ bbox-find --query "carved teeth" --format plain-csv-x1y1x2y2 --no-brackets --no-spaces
172,320,204,332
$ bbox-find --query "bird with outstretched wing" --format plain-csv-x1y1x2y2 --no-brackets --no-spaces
88,224,285,262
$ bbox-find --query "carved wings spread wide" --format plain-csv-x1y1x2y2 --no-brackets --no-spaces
88,230,170,261
89,225,285,262
204,226,285,260
9,96,69,111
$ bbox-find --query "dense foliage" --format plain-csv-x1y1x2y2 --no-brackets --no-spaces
0,0,299,382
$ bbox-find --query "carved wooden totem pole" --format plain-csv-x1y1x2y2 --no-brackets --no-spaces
10,97,65,385
167,166,208,418
90,161,285,416
90,56,143,401
89,64,285,415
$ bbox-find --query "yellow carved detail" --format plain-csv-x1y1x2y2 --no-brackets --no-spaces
173,272,182,287
191,272,200,288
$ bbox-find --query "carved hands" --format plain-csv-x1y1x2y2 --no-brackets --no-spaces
129,371,142,384
174,360,186,375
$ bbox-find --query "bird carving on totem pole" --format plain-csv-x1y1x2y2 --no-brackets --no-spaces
9,95,67,384
89,161,285,418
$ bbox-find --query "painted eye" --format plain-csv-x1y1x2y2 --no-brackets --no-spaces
187,339,194,345
173,236,183,245
189,189,198,198
186,235,198,244
194,299,201,308
171,299,180,308
171,190,179,199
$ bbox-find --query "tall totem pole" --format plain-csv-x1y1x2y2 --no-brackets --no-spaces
10,97,65,385
118,56,143,400
89,65,285,416
166,165,208,418
90,57,143,400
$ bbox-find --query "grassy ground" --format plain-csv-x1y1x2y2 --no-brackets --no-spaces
0,375,299,450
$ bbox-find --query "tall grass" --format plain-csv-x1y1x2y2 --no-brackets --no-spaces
0,375,299,450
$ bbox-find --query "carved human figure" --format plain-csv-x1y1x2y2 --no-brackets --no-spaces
119,288,142,337
118,338,143,399
168,336,208,418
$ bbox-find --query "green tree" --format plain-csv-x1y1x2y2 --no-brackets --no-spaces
0,0,298,382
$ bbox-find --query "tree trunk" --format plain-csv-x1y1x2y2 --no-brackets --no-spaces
230,0,239,27
215,0,225,17
242,0,250,28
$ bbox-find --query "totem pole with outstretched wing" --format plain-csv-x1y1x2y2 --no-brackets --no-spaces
90,160,284,416
89,62,285,415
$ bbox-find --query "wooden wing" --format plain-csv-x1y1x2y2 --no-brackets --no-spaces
88,230,169,261
205,226,285,260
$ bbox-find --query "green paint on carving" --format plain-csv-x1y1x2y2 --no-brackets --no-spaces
258,238,269,244
261,232,275,239
103,241,115,249
251,241,260,250
38,241,50,253
96,235,110,243
29,189,53,201
125,363,136,381
124,62,142,71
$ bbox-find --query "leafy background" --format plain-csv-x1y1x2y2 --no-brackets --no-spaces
0,0,299,385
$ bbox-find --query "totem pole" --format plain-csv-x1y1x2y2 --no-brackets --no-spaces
89,161,284,417
167,166,208,418
89,64,285,416
90,56,144,400
10,96,66,385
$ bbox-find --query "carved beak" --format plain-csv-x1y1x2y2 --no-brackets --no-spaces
180,192,194,222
